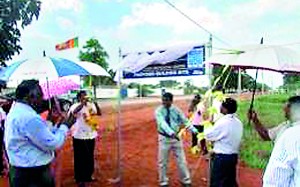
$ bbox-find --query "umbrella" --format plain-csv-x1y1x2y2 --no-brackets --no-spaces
39,76,80,100
0,57,110,82
205,42,300,125
205,44,300,73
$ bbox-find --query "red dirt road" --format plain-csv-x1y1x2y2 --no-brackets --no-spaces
0,95,263,187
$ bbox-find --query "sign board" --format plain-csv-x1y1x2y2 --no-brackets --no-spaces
123,45,205,79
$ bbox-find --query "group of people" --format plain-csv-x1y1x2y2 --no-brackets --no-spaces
155,92,242,187
0,79,299,187
1,80,101,187
155,91,300,187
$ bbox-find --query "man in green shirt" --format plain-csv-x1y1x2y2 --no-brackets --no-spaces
155,92,199,187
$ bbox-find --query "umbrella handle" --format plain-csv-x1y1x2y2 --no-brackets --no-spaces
248,68,259,125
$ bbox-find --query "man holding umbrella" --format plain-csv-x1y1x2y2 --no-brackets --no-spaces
248,96,296,142
4,80,76,187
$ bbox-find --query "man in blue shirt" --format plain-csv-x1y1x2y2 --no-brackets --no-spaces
4,80,75,187
155,92,199,187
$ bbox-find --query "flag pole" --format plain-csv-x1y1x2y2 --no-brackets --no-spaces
109,47,123,186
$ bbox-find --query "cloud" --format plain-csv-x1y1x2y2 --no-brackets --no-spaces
56,17,75,30
119,2,222,35
41,0,84,13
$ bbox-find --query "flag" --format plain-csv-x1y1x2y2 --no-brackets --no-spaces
55,37,79,51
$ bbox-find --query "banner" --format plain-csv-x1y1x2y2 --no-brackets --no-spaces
55,37,79,51
123,45,205,79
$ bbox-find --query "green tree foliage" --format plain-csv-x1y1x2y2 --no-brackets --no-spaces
0,0,41,65
137,84,154,97
159,80,180,88
127,83,153,96
282,73,300,90
183,79,199,95
212,65,270,92
79,38,115,86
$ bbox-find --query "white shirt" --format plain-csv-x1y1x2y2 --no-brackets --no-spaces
0,107,6,121
204,114,243,154
263,122,300,187
69,102,98,139
268,121,291,142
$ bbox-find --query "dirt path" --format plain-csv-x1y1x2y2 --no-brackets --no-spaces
0,93,263,187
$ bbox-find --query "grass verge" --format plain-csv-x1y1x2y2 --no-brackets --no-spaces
237,94,291,169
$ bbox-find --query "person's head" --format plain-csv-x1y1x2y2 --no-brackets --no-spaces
284,96,300,122
162,92,173,108
194,94,201,103
15,80,44,110
213,84,225,94
77,90,88,104
220,97,237,115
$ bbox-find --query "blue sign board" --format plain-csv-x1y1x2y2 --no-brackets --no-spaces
123,45,205,79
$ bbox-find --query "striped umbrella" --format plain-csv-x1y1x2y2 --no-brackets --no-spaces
0,57,110,82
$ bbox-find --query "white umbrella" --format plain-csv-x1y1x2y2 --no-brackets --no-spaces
76,61,110,77
0,57,110,82
205,44,300,73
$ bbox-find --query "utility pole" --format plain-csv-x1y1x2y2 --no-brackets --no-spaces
207,34,213,89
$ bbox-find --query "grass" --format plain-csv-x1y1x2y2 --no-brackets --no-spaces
236,94,291,169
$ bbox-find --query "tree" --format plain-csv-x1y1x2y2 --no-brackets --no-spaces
79,38,115,86
159,80,180,88
212,65,265,92
183,79,198,95
0,0,41,65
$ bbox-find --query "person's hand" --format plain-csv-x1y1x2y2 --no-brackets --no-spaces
170,133,180,141
62,113,76,129
248,110,258,123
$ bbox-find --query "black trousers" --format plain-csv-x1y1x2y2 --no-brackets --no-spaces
9,164,54,187
210,153,238,187
72,138,95,182
192,125,204,147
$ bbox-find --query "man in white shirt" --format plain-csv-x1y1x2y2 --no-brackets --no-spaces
69,90,101,184
248,96,295,142
204,97,243,187
263,96,300,187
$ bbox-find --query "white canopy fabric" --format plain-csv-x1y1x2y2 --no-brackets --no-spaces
116,44,202,73
204,44,300,73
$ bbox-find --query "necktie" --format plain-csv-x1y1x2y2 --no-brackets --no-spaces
166,108,170,125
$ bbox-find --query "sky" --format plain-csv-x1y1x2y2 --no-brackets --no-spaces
9,0,300,88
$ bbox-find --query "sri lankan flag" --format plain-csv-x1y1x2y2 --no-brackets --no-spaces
55,37,79,51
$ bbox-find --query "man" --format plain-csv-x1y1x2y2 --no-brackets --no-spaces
263,96,300,186
155,92,199,187
4,80,75,187
248,96,294,142
69,90,101,184
204,98,243,187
